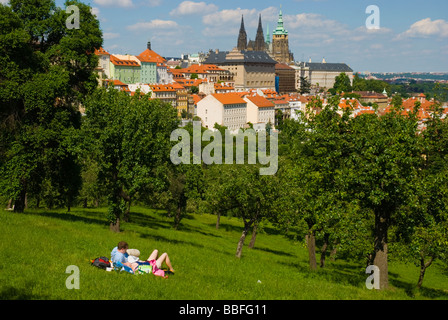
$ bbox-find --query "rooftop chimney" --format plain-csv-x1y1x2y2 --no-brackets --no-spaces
147,41,151,50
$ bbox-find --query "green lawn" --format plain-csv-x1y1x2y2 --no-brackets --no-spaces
1,206,447,300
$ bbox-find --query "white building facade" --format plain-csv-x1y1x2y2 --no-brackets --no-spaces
197,94,247,132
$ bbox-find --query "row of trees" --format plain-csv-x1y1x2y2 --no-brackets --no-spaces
330,72,448,101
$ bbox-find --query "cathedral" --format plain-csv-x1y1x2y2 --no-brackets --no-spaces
237,8,294,64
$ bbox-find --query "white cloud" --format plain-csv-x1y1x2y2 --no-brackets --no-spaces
104,32,120,39
90,7,100,16
203,7,277,27
127,19,179,30
93,0,133,8
202,6,278,37
0,0,9,4
397,18,448,39
170,1,218,16
285,13,349,36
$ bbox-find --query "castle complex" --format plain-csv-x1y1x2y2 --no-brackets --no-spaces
237,8,294,64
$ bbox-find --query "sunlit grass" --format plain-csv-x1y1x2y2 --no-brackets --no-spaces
1,206,447,300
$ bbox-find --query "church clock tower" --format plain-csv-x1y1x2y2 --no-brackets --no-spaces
272,7,293,63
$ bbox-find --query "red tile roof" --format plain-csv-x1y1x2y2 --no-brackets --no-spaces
180,64,225,74
212,93,246,105
110,55,140,67
137,49,166,64
94,47,110,56
246,95,275,108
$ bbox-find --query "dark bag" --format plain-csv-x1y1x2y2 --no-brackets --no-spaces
91,256,111,269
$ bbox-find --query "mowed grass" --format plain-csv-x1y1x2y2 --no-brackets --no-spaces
1,206,448,300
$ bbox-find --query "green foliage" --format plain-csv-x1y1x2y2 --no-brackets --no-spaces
352,73,391,96
329,72,352,95
82,87,179,230
0,0,102,212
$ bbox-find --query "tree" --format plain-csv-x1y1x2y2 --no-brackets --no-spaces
214,164,279,258
279,96,352,270
0,0,102,212
330,73,353,95
190,86,199,94
83,88,178,232
392,100,448,289
299,76,311,95
345,110,421,289
165,163,205,229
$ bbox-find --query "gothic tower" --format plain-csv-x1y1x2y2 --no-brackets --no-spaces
237,15,247,51
254,14,265,51
272,7,293,63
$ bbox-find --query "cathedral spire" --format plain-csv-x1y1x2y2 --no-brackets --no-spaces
254,14,265,51
237,15,247,51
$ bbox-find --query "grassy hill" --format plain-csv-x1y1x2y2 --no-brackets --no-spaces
1,206,447,300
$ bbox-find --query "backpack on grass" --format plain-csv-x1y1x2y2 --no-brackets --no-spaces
91,256,111,269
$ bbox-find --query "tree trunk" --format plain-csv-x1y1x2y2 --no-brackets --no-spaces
236,222,250,258
249,221,258,249
320,233,330,268
373,210,390,290
110,218,120,233
14,182,27,213
123,199,131,222
330,245,338,261
174,204,182,230
417,256,433,289
216,211,221,229
306,230,317,271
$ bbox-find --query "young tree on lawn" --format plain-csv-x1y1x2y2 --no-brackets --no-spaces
346,109,421,289
216,164,279,258
165,163,205,230
279,96,352,270
393,100,448,289
203,164,234,229
83,88,178,232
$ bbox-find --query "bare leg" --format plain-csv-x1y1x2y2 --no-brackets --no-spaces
147,249,158,261
156,252,174,271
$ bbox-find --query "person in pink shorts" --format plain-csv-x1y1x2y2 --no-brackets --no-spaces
146,249,175,278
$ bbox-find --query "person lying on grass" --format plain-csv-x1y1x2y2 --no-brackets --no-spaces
145,249,175,278
111,241,175,278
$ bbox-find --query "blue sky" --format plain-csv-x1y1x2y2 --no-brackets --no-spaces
56,0,448,72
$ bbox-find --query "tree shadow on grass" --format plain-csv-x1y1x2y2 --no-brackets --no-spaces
0,282,50,300
138,232,205,249
389,276,448,299
130,210,173,230
252,246,295,258
208,222,243,234
23,209,107,227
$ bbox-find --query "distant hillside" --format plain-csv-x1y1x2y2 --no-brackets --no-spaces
371,73,448,82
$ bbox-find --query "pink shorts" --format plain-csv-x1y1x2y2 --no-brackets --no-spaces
149,259,165,277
